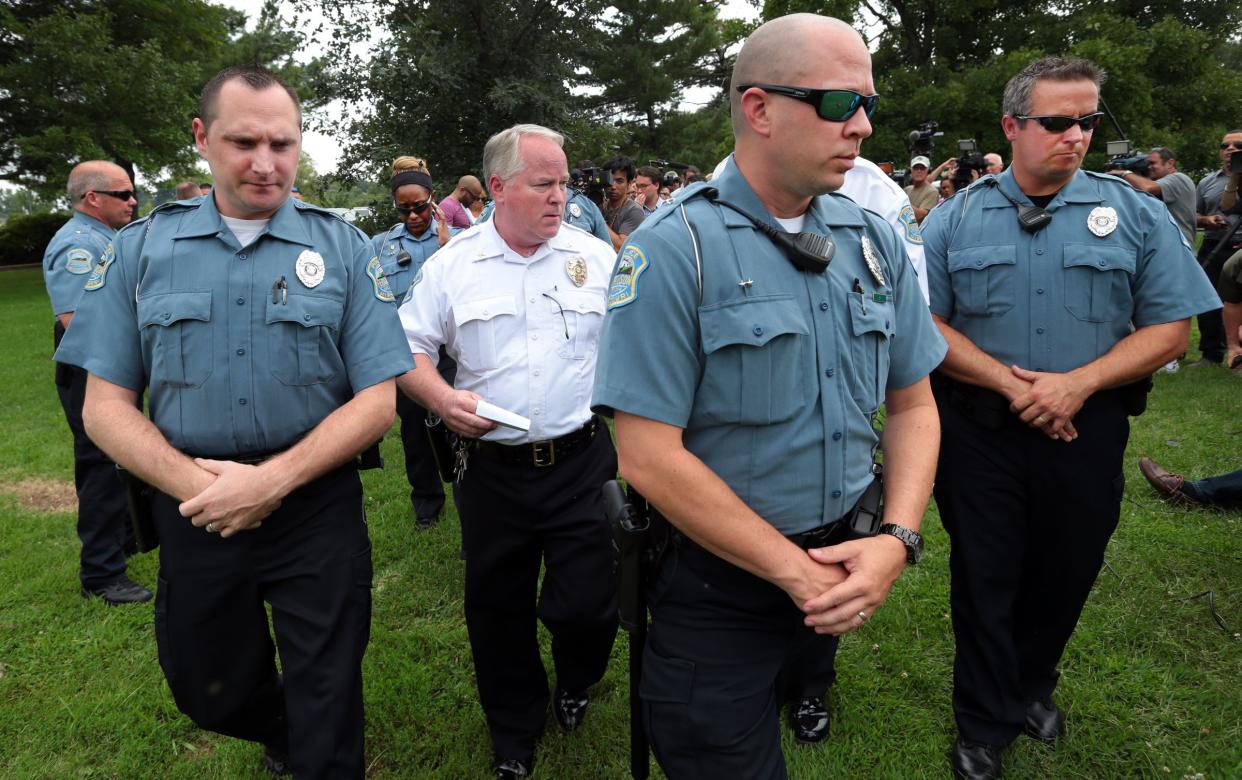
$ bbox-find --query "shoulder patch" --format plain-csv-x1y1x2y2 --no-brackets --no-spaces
898,203,923,244
608,243,650,309
65,247,94,275
366,255,395,302
84,243,115,291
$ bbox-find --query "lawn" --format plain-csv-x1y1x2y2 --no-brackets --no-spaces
0,266,1238,779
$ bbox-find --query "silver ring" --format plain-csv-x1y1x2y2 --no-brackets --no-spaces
205,522,218,534
858,610,868,622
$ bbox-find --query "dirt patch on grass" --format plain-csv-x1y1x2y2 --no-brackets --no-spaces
3,478,76,514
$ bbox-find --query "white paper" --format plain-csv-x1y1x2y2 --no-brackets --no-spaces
475,399,531,432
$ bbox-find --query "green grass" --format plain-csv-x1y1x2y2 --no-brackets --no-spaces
1,266,1239,779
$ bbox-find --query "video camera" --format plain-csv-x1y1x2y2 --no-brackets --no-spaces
952,139,989,189
650,159,691,188
1105,140,1149,178
571,167,610,204
909,121,944,157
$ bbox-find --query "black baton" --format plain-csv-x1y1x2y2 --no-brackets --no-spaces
603,480,650,780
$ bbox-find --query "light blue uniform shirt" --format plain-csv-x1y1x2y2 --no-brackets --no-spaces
480,190,613,245
367,219,453,304
43,211,114,316
54,195,415,456
591,159,946,535
923,170,1221,372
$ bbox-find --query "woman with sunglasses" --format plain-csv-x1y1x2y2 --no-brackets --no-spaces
369,155,458,528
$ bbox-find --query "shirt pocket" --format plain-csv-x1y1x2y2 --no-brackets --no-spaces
1062,244,1136,323
137,290,213,388
947,245,1017,316
552,289,607,360
266,293,344,386
452,295,518,372
846,292,896,414
697,295,810,425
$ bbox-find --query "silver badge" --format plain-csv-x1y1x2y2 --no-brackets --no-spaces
861,236,885,286
569,203,582,218
566,256,587,287
295,250,325,288
1087,206,1118,237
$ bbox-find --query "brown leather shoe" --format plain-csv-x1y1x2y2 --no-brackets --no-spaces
1138,458,1198,504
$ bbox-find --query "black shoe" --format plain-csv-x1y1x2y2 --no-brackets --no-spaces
952,736,1002,780
789,696,831,744
1024,699,1065,743
551,688,589,733
494,758,532,779
262,745,291,777
415,514,438,530
81,575,152,605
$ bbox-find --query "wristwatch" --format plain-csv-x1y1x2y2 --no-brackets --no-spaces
877,524,924,565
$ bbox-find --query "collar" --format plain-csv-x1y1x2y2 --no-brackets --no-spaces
400,218,439,243
173,194,313,246
71,210,115,237
711,156,867,231
471,210,576,264
990,168,1100,209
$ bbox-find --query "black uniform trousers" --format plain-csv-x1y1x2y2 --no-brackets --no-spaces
642,536,830,780
455,428,618,764
151,463,372,780
395,352,456,519
52,322,133,588
933,389,1128,747
1196,239,1234,362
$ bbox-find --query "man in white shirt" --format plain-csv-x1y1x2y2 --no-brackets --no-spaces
397,124,618,780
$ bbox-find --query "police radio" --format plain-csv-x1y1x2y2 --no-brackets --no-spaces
699,187,836,273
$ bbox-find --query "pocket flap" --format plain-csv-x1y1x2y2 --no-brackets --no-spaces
137,290,212,328
453,295,518,327
848,294,894,337
266,293,343,328
947,245,1017,272
1062,244,1135,274
699,295,808,354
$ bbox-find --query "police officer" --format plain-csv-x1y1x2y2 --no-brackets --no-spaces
397,124,618,780
369,155,458,527
53,66,414,779
43,160,149,605
592,15,945,778
921,57,1220,780
477,178,612,245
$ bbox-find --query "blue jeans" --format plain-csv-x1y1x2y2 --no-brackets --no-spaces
1182,467,1242,508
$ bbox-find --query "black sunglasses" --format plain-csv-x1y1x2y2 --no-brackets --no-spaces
394,195,434,216
735,84,879,122
84,189,135,201
1013,113,1104,133
1220,141,1242,150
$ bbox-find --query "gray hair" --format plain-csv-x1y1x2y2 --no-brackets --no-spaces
1149,146,1176,164
1002,56,1106,118
482,124,564,185
67,161,120,203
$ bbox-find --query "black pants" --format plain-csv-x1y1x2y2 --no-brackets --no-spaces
455,429,619,764
1197,240,1233,362
53,320,133,588
395,390,447,519
151,464,372,780
642,537,830,780
933,390,1128,747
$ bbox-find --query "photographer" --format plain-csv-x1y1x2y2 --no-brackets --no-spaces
1192,130,1242,367
1109,147,1195,245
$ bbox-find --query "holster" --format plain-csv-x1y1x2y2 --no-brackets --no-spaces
604,481,650,632
789,465,884,548
356,441,385,471
1118,374,1153,417
115,466,158,553
424,413,458,484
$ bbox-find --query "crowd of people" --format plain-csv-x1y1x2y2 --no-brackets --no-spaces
35,10,1240,780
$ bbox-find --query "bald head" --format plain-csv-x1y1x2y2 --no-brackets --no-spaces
730,14,867,138
456,175,485,200
68,160,136,229
67,161,128,203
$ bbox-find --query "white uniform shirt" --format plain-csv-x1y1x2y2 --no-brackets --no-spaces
712,153,930,303
398,218,615,444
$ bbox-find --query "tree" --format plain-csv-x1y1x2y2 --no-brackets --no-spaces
0,0,317,197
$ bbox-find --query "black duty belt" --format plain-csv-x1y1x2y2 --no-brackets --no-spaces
470,417,599,468
787,520,849,550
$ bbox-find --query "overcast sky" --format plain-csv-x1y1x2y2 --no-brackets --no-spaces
219,0,759,173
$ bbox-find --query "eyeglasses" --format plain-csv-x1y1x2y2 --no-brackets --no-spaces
84,190,135,201
1220,141,1242,150
394,196,433,216
1013,113,1104,133
735,84,879,122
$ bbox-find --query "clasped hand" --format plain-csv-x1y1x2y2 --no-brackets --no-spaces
179,459,283,538
793,534,908,635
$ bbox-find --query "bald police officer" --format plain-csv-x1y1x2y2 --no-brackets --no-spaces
398,124,618,779
593,15,945,778
922,57,1220,780
54,66,414,779
43,161,149,605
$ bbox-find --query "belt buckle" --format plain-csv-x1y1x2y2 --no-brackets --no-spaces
532,440,555,467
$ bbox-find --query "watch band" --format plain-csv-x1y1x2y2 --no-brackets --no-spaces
877,523,923,565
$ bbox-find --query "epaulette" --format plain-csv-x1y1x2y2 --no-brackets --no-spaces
1081,169,1137,190
113,199,193,242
